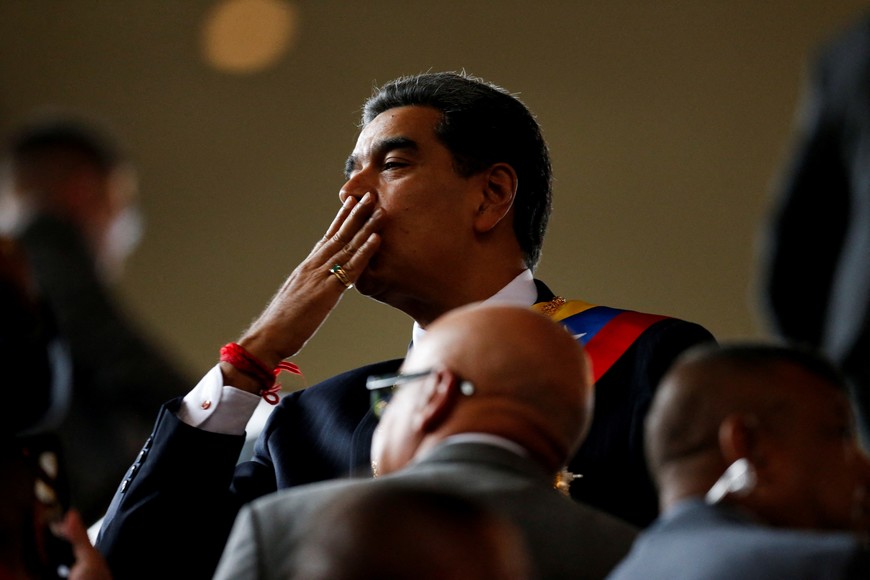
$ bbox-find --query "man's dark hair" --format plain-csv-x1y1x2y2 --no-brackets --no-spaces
363,72,552,270
6,117,122,185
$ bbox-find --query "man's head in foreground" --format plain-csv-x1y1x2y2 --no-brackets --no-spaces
291,486,533,580
647,342,870,535
370,303,593,478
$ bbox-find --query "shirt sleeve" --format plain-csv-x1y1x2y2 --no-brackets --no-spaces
177,364,261,435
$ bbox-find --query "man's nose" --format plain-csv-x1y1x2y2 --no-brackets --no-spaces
339,171,370,204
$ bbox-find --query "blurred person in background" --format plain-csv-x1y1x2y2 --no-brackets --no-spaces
0,116,193,525
761,12,870,450
0,236,111,579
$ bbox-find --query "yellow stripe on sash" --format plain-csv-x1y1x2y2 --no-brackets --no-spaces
532,297,597,322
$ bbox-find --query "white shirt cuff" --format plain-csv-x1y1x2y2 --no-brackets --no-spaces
177,364,261,435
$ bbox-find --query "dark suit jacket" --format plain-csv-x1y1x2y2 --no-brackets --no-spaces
95,280,713,579
761,14,870,444
213,442,639,580
607,499,870,579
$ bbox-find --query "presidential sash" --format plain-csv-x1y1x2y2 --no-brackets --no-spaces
533,298,667,383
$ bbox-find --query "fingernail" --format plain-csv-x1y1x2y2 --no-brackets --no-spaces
361,192,372,203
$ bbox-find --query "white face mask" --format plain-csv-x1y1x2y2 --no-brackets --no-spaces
95,162,144,283
97,204,143,283
0,162,36,235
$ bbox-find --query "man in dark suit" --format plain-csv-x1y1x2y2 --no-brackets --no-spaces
607,343,870,579
214,304,638,580
95,71,713,579
761,13,870,448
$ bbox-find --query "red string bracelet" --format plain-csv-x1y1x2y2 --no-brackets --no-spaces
219,342,302,405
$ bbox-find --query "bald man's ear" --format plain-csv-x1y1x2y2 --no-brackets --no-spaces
417,368,462,433
473,163,517,234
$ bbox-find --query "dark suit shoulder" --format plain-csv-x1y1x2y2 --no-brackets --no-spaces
612,503,867,580
562,301,714,528
626,315,716,385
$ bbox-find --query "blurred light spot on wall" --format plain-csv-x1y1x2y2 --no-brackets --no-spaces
201,0,298,74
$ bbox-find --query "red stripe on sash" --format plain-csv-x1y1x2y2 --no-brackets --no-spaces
584,311,667,383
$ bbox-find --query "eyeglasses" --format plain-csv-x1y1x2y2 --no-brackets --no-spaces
365,369,475,418
366,369,435,418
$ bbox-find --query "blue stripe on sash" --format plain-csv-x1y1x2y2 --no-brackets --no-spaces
558,306,624,346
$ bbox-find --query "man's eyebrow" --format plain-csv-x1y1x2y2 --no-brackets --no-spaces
344,137,419,179
344,155,357,180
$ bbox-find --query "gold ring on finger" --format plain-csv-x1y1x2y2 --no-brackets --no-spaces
329,264,353,289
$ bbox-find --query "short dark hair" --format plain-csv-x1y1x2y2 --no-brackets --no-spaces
6,116,122,185
362,72,552,270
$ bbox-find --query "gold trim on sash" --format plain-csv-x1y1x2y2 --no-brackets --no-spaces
532,296,597,320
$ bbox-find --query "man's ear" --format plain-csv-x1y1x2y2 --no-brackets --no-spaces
719,414,763,467
473,163,517,233
417,368,462,433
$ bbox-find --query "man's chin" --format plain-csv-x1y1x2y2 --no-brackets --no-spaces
353,271,379,299
354,271,400,310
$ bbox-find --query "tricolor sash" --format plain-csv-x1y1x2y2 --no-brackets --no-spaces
533,298,668,383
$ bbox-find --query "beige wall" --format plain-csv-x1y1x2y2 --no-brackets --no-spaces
1,1,866,387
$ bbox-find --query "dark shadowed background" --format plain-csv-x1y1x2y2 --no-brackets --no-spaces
1,1,865,390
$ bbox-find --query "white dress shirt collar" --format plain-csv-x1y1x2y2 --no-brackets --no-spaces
411,269,536,346
439,432,530,458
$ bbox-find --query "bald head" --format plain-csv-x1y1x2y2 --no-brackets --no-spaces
371,303,592,475
647,342,870,532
